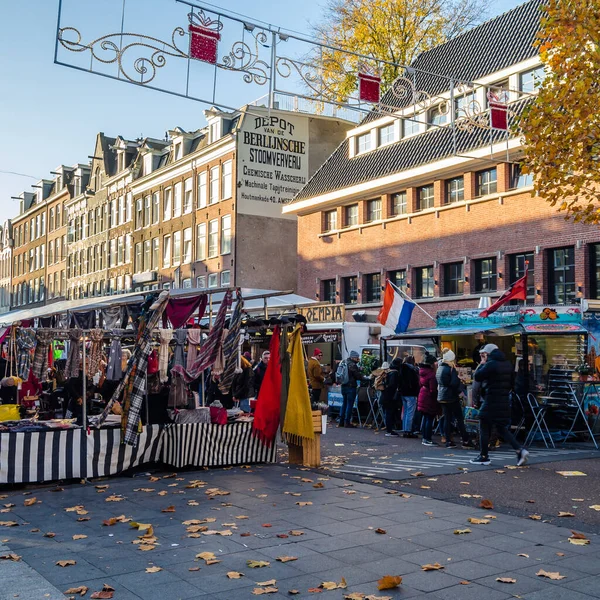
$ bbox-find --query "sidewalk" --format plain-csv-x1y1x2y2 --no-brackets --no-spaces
1,463,599,599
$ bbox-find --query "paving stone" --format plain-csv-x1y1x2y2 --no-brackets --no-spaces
560,575,600,598
431,581,513,600
398,568,464,592
476,572,548,595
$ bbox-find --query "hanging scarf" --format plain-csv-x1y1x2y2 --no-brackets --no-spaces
282,325,314,444
218,295,244,394
101,306,126,330
32,330,54,380
279,324,291,436
164,295,207,329
172,329,187,369
252,326,282,447
64,329,82,379
159,329,174,383
16,329,36,381
87,329,104,377
186,328,203,371
106,330,124,381
171,290,233,383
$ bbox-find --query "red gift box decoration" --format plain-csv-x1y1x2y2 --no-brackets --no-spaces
487,91,508,130
188,10,223,65
358,72,381,103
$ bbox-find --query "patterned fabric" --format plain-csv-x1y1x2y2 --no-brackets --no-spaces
218,295,244,394
16,329,36,381
106,330,124,381
159,329,174,384
64,329,82,380
87,329,104,377
32,330,54,380
186,329,203,371
164,295,207,329
101,306,126,330
171,290,233,383
172,329,187,369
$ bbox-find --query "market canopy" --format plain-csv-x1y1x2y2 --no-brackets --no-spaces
383,324,525,339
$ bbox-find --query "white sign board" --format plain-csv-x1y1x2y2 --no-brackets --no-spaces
237,109,308,220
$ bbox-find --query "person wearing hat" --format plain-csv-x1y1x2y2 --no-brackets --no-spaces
381,359,401,436
307,348,325,406
436,349,475,449
253,351,270,396
418,354,439,446
471,344,529,466
338,350,368,428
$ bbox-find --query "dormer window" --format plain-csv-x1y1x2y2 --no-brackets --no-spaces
143,154,153,176
174,143,183,161
428,105,448,128
118,152,126,172
210,121,221,144
356,132,372,155
55,176,62,192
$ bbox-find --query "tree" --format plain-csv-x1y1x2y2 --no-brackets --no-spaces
519,0,600,224
309,0,487,103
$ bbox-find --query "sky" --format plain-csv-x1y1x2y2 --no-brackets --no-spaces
0,0,522,221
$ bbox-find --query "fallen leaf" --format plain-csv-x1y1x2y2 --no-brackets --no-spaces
276,556,297,563
295,502,313,507
64,586,88,596
30,528,40,532
517,554,530,558
529,515,542,520
276,534,289,539
189,567,201,571
556,552,565,557
480,499,494,510
138,545,156,551
196,552,216,561
56,560,77,567
313,483,324,489
252,587,278,595
102,518,118,527
377,575,402,590
105,495,124,502
537,569,566,580
570,530,588,540
44,532,56,538
235,515,249,519
227,571,244,579
526,500,536,504
158,491,169,497
468,518,490,525
375,528,387,534
496,577,516,583
247,560,270,568
90,592,113,599
558,512,575,517
589,505,600,511
0,553,21,561
289,530,304,536
161,506,176,513
411,471,425,477
459,581,470,585
454,528,471,535
288,590,299,596
262,523,272,528
569,538,590,545
72,534,88,540
23,498,37,506
256,579,277,586
422,563,444,571
134,488,156,493
145,566,162,573
205,559,221,565
321,578,347,590
307,589,322,594
77,517,91,522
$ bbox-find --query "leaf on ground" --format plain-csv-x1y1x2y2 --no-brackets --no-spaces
295,502,313,507
468,518,490,525
205,559,221,565
289,530,304,536
276,534,288,539
375,528,387,534
102,518,118,527
105,495,124,502
276,556,298,563
454,528,471,535
247,560,270,568
256,579,277,586
64,586,88,596
313,483,324,489
72,534,88,540
320,578,347,590
56,560,76,567
307,589,322,594
537,569,566,580
196,552,216,560
161,506,176,513
518,553,530,558
262,523,272,528
90,592,113,599
459,581,470,585
569,538,590,545
235,515,249,519
479,499,494,509
0,553,21,561
570,530,588,540
145,566,162,573
189,567,201,571
377,575,402,590
496,577,516,583
526,500,536,504
158,491,169,497
558,512,575,517
288,590,299,595
589,505,600,511
24,498,37,506
421,563,444,571
44,532,55,538
252,587,278,595
138,544,156,551
227,571,244,579
411,472,425,477
529,515,542,520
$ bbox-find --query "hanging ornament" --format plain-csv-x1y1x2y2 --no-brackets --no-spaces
487,91,509,130
358,72,381,103
188,10,223,65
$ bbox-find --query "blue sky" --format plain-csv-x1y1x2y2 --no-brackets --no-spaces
0,0,522,220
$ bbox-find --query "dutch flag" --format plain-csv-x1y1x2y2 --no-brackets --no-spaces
377,281,415,333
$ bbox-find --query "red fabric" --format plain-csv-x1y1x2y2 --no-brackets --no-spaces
147,349,159,375
210,406,227,425
252,326,282,447
163,295,207,329
19,371,42,405
480,271,528,318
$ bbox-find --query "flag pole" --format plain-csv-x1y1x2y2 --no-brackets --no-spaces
387,279,437,325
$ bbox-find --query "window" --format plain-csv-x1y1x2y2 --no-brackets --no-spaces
198,172,207,208
163,188,172,221
172,231,181,265
519,66,544,93
417,185,434,210
446,177,464,203
208,219,219,258
356,132,372,154
221,270,231,287
98,206,105,232
389,269,407,294
109,239,117,267
455,91,477,118
181,278,192,289
110,200,117,227
125,234,132,263
135,198,143,229
208,273,219,288
323,210,337,232
476,168,497,196
403,117,420,137
474,257,497,292
163,235,171,267
49,208,54,232
415,266,434,298
126,193,132,222
379,123,395,146
366,199,382,223
509,252,535,303
428,105,448,127
183,178,193,213
548,247,576,304
487,79,510,104
221,160,232,199
174,142,183,161
322,279,336,304
209,167,219,204
117,236,124,264
173,182,182,218
365,273,381,303
443,262,464,296
391,192,407,216
590,245,600,300
196,223,206,260
144,195,151,228
510,163,533,189
119,196,126,225
143,240,151,271
210,121,220,143
135,242,143,272
197,276,206,289
345,204,359,227
48,242,54,265
40,244,45,268
151,238,159,270
343,276,358,304
221,215,231,255
183,227,192,263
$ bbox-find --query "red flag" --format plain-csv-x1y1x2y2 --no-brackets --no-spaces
252,326,282,447
480,269,528,318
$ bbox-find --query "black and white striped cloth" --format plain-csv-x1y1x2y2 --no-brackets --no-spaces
161,422,277,468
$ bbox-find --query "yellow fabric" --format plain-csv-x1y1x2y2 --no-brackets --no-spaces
283,326,314,443
0,405,20,422
307,357,324,390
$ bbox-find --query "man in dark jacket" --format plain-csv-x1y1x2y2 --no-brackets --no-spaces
471,344,529,466
253,351,270,396
382,359,401,437
399,356,420,438
339,350,368,427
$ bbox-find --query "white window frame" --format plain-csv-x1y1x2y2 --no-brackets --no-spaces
173,182,182,218
183,227,192,264
208,273,218,288
196,223,206,261
208,219,218,258
163,187,172,221
209,166,219,204
221,160,232,199
172,230,181,266
220,270,231,287
220,215,231,255
198,172,207,208
183,178,193,213
196,275,206,289
163,235,171,268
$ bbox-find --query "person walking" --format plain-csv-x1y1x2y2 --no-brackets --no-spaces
307,348,325,406
399,356,420,438
381,360,400,437
418,354,439,446
470,344,529,466
338,350,368,427
436,349,475,449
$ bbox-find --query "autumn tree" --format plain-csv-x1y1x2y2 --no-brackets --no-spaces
309,0,487,103
519,0,600,224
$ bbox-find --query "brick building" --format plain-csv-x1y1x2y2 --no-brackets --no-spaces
283,0,600,330
0,221,12,314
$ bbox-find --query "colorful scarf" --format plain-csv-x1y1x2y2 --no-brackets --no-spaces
32,330,54,380
64,329,82,379
87,329,104,377
282,325,314,444
17,329,36,381
186,328,203,371
252,326,282,447
158,329,174,383
218,294,244,394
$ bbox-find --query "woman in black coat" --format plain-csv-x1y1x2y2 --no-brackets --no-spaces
381,359,402,437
